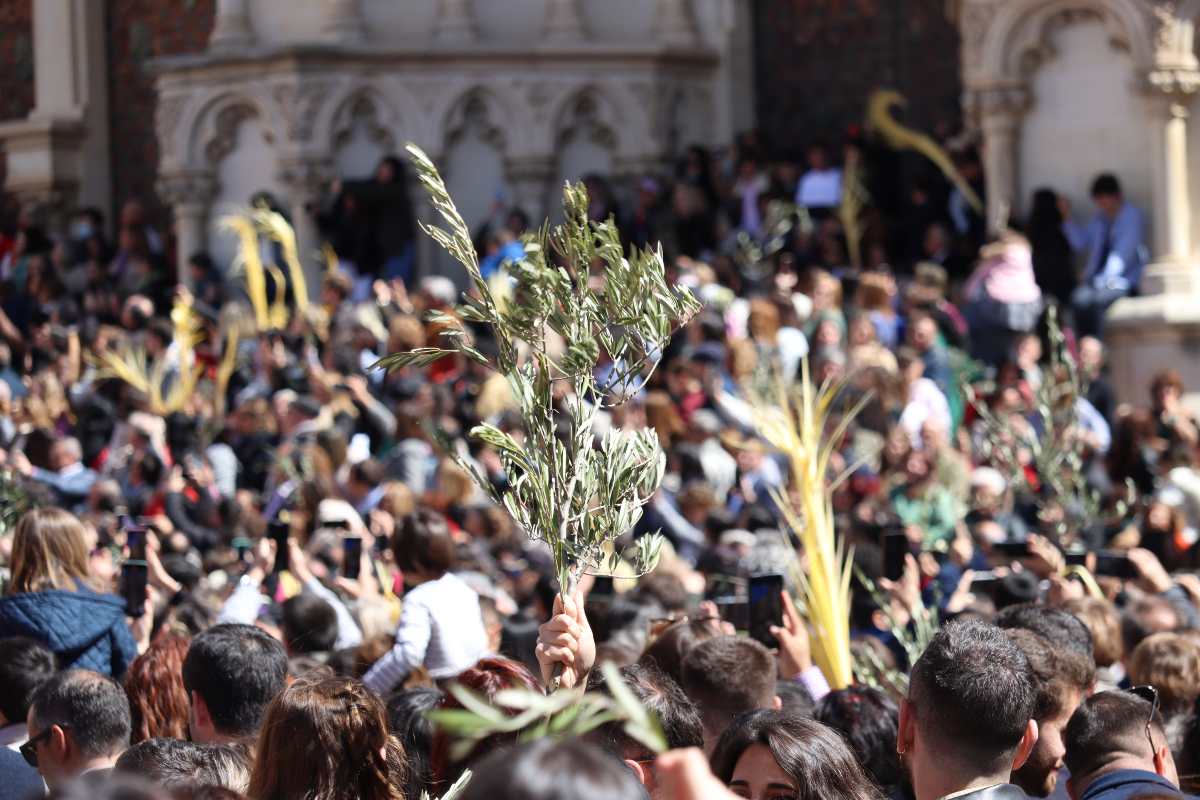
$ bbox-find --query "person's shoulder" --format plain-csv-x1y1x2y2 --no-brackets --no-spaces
0,740,42,800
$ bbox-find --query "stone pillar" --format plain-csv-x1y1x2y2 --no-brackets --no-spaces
654,0,698,47
159,173,217,288
544,0,587,41
505,156,554,224
434,0,477,42
322,0,365,44
210,0,255,51
279,159,333,301
974,86,1028,232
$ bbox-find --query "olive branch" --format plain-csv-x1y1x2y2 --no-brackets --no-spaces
375,144,700,599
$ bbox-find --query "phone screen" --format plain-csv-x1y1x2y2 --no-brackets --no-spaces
748,574,785,648
126,526,147,562
343,537,363,580
993,540,1032,558
269,519,290,573
883,531,908,582
1094,551,1139,580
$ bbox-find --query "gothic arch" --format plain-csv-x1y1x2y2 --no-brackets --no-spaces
184,91,279,170
326,87,400,156
439,87,511,155
550,86,622,155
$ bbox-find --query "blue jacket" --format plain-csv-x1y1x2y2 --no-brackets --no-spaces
0,584,138,677
1080,769,1196,800
0,745,42,800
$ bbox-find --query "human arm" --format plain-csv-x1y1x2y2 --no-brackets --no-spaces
363,588,433,694
534,587,595,690
288,538,363,650
217,539,274,625
771,591,830,701
1100,206,1147,288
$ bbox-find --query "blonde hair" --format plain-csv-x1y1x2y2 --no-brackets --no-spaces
8,507,94,594
1129,632,1200,715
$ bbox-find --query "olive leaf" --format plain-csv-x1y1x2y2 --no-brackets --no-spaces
374,143,700,599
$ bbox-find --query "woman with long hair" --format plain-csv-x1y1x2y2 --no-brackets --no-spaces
710,710,884,800
124,633,191,742
0,507,137,676
1027,188,1076,307
248,675,405,800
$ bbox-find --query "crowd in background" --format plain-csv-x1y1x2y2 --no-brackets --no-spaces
0,123,1194,800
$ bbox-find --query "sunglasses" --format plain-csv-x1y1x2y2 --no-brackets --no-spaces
19,724,66,768
1126,685,1159,757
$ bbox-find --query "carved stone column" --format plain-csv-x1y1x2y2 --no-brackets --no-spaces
278,159,334,300
158,173,217,288
210,0,255,51
1141,69,1200,293
544,0,587,41
654,0,698,47
974,86,1028,232
434,0,477,42
505,156,555,225
322,0,365,44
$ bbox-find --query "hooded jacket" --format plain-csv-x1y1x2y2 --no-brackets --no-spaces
0,584,137,677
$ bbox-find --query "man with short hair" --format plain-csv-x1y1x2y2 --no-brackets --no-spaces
0,637,57,749
1064,690,1197,800
587,662,704,798
679,636,780,753
115,737,251,794
182,624,288,744
24,669,131,788
1065,173,1147,338
898,619,1038,800
10,437,97,510
1006,629,1094,797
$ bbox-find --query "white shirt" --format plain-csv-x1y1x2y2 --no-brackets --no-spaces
899,378,952,448
363,572,488,693
795,168,843,208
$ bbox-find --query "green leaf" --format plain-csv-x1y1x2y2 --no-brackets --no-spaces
371,348,458,372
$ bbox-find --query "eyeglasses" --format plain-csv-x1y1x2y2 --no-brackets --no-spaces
1126,685,1159,757
19,724,66,768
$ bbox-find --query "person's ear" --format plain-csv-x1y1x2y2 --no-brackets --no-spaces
50,724,70,760
897,699,915,755
624,759,648,789
190,691,213,740
1011,719,1039,772
772,695,782,711
1154,743,1170,776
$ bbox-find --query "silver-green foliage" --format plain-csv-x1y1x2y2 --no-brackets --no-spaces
375,144,700,591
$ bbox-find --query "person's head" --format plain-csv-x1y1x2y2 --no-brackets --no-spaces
124,633,191,743
586,662,703,798
0,636,56,727
1078,336,1105,375
994,603,1096,685
461,739,645,800
711,710,882,800
1006,629,1094,796
182,625,288,744
814,686,903,791
1151,369,1186,412
8,507,93,595
679,636,779,752
639,617,722,687
1128,633,1200,718
386,688,443,800
1065,690,1176,797
909,313,938,353
1090,173,1123,218
391,509,456,582
1064,597,1123,669
901,620,1037,794
248,675,403,800
115,738,251,794
26,669,132,787
1122,596,1181,659
281,594,339,655
806,142,829,171
50,438,83,470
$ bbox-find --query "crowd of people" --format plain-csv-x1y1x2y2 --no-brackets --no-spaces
0,123,1192,800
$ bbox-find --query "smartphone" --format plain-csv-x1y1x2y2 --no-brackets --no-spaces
748,574,785,648
714,596,749,632
1094,550,1140,580
591,575,614,597
122,520,149,617
1064,550,1089,567
883,531,908,582
125,524,147,562
269,518,290,573
970,570,1001,593
343,536,362,580
232,537,252,563
993,540,1032,558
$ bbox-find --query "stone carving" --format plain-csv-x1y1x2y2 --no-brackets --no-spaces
434,0,477,42
274,81,333,143
544,0,588,41
278,158,335,197
158,172,217,207
204,104,259,164
332,93,396,153
444,92,507,152
960,1,999,68
556,92,618,151
155,95,189,152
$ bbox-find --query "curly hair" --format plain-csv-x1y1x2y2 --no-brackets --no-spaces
125,633,192,743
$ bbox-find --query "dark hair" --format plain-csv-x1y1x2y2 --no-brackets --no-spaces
907,620,1035,772
182,625,288,738
31,669,132,759
1090,173,1122,198
281,594,339,654
994,603,1095,671
1121,596,1181,655
115,738,251,793
814,687,903,790
1004,629,1094,721
0,636,57,725
711,710,883,800
585,662,703,755
386,688,443,800
391,510,455,578
461,739,645,800
249,676,403,800
679,635,776,741
1064,690,1164,780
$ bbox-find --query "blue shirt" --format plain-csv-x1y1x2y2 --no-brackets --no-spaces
1063,202,1148,292
1080,768,1196,800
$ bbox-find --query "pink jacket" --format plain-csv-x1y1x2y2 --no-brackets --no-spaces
965,238,1042,305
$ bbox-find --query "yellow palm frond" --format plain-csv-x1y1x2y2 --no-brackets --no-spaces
214,325,240,420
252,207,310,315
838,156,869,270
219,214,271,330
867,89,982,213
321,243,339,275
264,263,291,331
